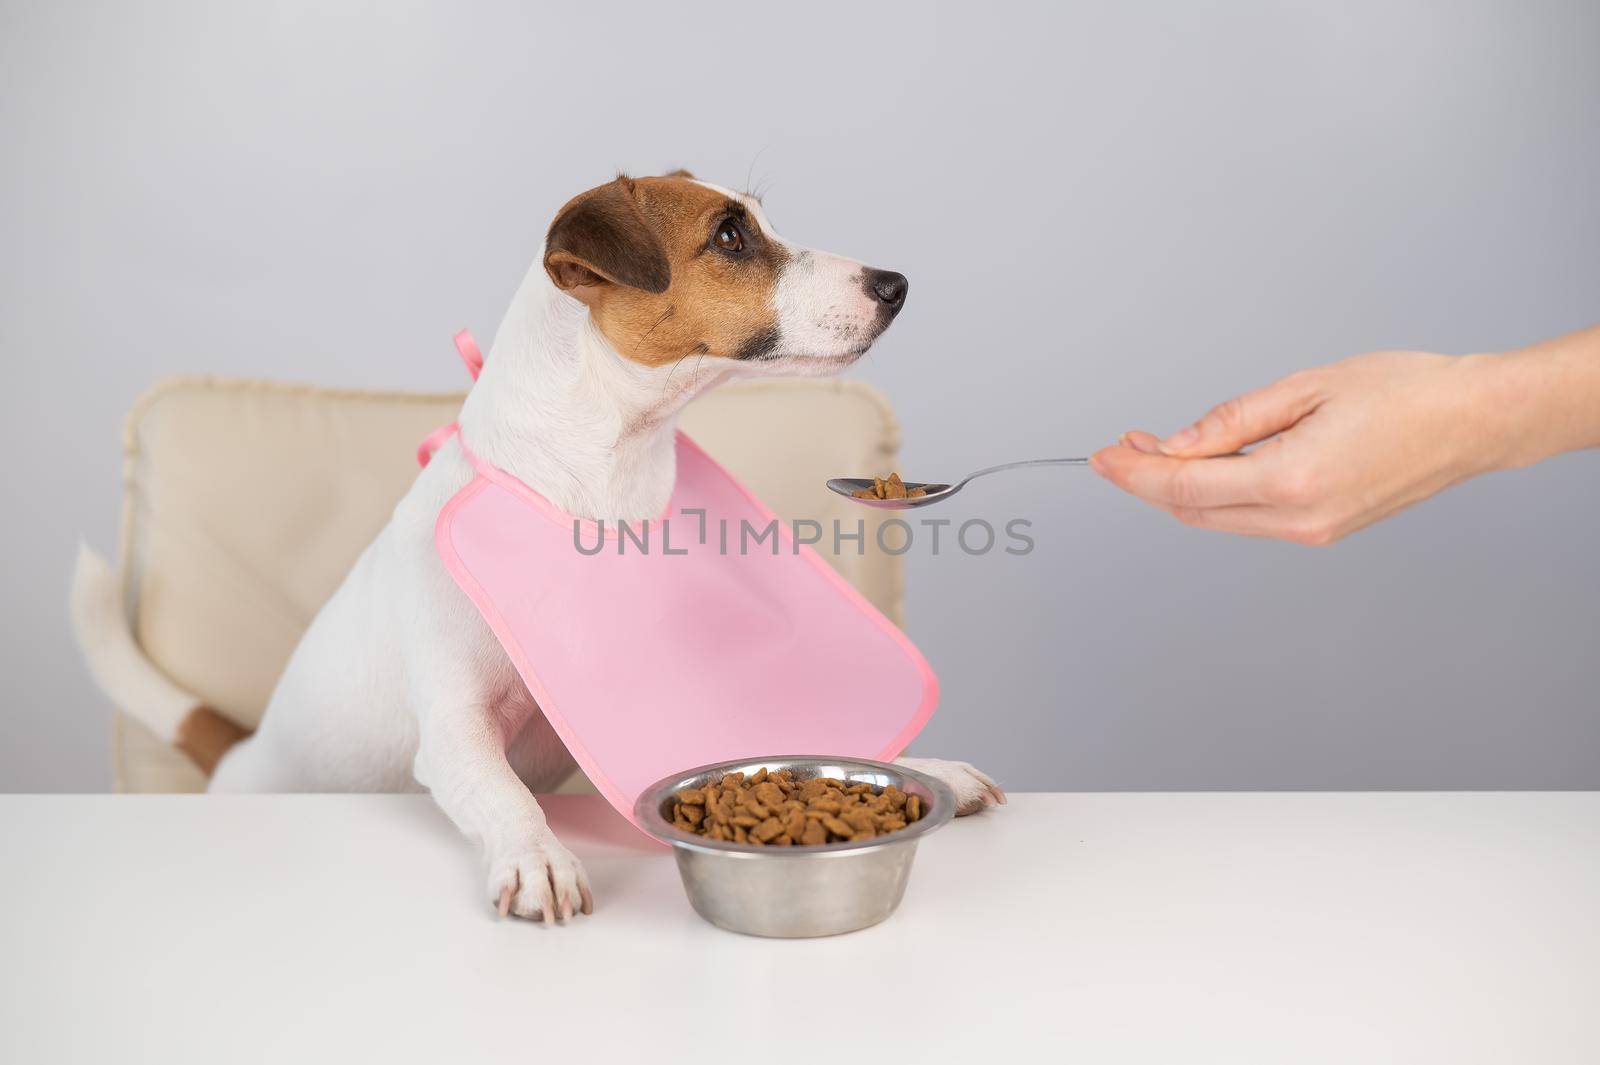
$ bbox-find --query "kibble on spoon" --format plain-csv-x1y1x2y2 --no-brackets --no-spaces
826,457,1090,510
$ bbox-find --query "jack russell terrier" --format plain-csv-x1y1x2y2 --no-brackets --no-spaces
73,171,1005,923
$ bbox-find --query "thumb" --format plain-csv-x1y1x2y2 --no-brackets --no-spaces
1160,372,1324,457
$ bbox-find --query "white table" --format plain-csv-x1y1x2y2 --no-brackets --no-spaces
1,793,1595,1063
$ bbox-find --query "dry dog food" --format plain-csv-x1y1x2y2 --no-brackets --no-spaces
852,472,927,500
671,768,924,845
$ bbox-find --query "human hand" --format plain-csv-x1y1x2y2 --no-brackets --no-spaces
1089,351,1514,545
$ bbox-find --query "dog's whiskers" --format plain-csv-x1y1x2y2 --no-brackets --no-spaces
743,148,771,204
643,307,674,341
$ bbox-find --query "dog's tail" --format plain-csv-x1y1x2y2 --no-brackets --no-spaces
70,543,250,775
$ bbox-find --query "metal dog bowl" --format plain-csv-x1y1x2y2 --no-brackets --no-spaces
634,755,955,938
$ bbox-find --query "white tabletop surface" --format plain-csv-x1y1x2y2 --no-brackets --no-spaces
1,792,1595,1063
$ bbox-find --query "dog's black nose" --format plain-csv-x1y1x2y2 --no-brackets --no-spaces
863,269,908,311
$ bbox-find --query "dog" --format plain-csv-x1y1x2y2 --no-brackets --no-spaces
73,171,1006,922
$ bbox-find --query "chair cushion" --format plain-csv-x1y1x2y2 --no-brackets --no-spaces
114,377,904,792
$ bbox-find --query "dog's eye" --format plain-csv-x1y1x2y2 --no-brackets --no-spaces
713,220,744,254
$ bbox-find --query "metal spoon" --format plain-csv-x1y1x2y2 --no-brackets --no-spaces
827,457,1090,510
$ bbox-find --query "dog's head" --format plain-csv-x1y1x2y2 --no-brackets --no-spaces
542,171,907,374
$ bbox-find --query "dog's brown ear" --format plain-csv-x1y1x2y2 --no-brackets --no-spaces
544,178,671,296
663,168,695,179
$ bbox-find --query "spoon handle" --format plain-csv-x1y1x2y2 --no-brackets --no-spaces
957,457,1089,489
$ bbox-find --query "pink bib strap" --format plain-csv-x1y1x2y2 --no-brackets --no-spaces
416,421,461,468
454,329,484,381
417,329,483,468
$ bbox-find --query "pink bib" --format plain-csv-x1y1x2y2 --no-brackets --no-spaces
423,333,938,827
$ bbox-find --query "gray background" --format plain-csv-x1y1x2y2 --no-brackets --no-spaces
4,1,1596,791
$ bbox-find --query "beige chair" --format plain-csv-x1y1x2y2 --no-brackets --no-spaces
111,377,906,792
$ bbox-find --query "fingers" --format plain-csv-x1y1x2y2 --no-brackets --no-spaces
1117,430,1163,455
1094,442,1344,544
1166,503,1345,545
1090,443,1276,508
1160,372,1325,457
1158,503,1286,538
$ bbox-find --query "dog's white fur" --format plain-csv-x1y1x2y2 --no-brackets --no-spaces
73,182,1005,922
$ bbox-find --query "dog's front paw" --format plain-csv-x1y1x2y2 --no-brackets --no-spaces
486,834,593,923
895,757,1007,816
